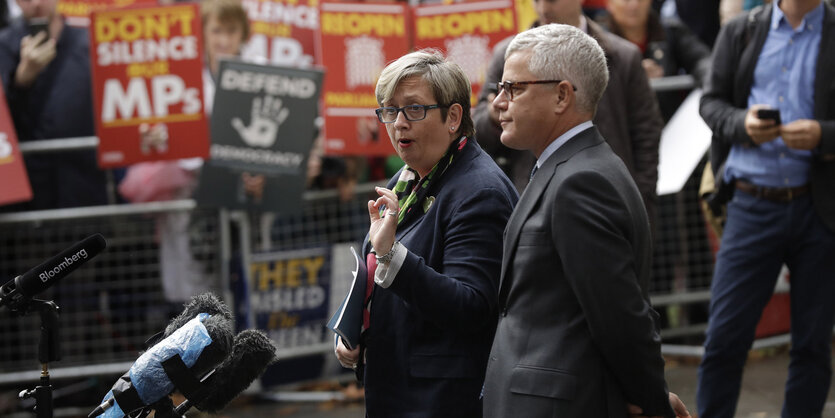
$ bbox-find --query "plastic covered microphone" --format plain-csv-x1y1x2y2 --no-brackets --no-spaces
90,312,233,417
0,234,106,311
138,292,234,351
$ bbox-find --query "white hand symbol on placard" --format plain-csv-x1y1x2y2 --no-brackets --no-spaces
232,95,290,148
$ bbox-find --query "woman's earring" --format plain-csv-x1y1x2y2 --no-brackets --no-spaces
450,126,456,132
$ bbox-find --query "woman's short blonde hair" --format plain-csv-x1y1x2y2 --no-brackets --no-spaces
375,49,474,138
201,0,250,41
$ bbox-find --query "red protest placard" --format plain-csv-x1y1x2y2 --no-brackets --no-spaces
413,0,518,105
241,0,319,68
0,86,32,206
317,2,410,156
90,4,209,168
58,0,158,27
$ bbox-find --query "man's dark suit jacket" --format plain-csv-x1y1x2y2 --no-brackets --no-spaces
473,20,663,227
482,127,673,417
361,139,518,417
701,2,835,232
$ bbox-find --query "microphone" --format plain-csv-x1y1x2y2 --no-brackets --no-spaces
141,292,235,350
91,312,234,417
175,329,277,414
0,234,106,311
163,293,233,339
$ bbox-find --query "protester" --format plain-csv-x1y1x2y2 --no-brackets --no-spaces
0,0,108,210
333,50,517,416
119,0,254,303
473,0,664,230
697,0,835,416
598,0,711,121
481,23,689,418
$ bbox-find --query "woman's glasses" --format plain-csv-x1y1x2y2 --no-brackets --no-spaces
375,104,449,123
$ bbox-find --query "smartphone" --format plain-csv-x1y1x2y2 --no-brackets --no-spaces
757,108,781,125
647,41,666,64
27,17,49,43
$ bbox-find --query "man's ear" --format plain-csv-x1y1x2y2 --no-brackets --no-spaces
553,81,574,114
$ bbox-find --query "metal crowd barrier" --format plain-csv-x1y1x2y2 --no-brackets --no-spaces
649,74,697,92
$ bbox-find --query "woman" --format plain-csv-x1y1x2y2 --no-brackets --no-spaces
120,0,257,304
598,0,711,121
202,0,250,115
334,50,518,417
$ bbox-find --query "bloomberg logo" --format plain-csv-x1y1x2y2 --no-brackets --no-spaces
38,249,89,283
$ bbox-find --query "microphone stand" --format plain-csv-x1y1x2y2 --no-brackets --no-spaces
15,298,61,418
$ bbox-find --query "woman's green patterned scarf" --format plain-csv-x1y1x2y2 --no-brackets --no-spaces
391,136,468,226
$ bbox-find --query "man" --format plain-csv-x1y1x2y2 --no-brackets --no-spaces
482,24,687,418
0,0,107,209
697,1,835,416
473,0,663,229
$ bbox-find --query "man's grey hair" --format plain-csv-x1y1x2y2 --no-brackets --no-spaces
375,49,474,138
505,24,609,115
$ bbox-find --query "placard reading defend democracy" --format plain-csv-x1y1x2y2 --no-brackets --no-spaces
0,86,32,206
241,0,318,68
195,60,323,213
90,4,209,168
413,0,518,105
316,2,410,156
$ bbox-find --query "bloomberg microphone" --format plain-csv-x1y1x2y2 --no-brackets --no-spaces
0,234,107,311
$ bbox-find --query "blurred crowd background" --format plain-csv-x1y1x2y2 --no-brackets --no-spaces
0,0,822,415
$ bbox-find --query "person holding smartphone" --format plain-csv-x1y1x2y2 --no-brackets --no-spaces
698,1,835,417
0,0,108,210
9,6,55,89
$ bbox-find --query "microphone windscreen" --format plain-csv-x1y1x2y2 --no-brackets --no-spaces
164,293,233,338
193,329,277,413
190,314,234,378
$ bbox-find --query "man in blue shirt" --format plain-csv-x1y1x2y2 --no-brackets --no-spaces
0,0,107,210
699,0,835,416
